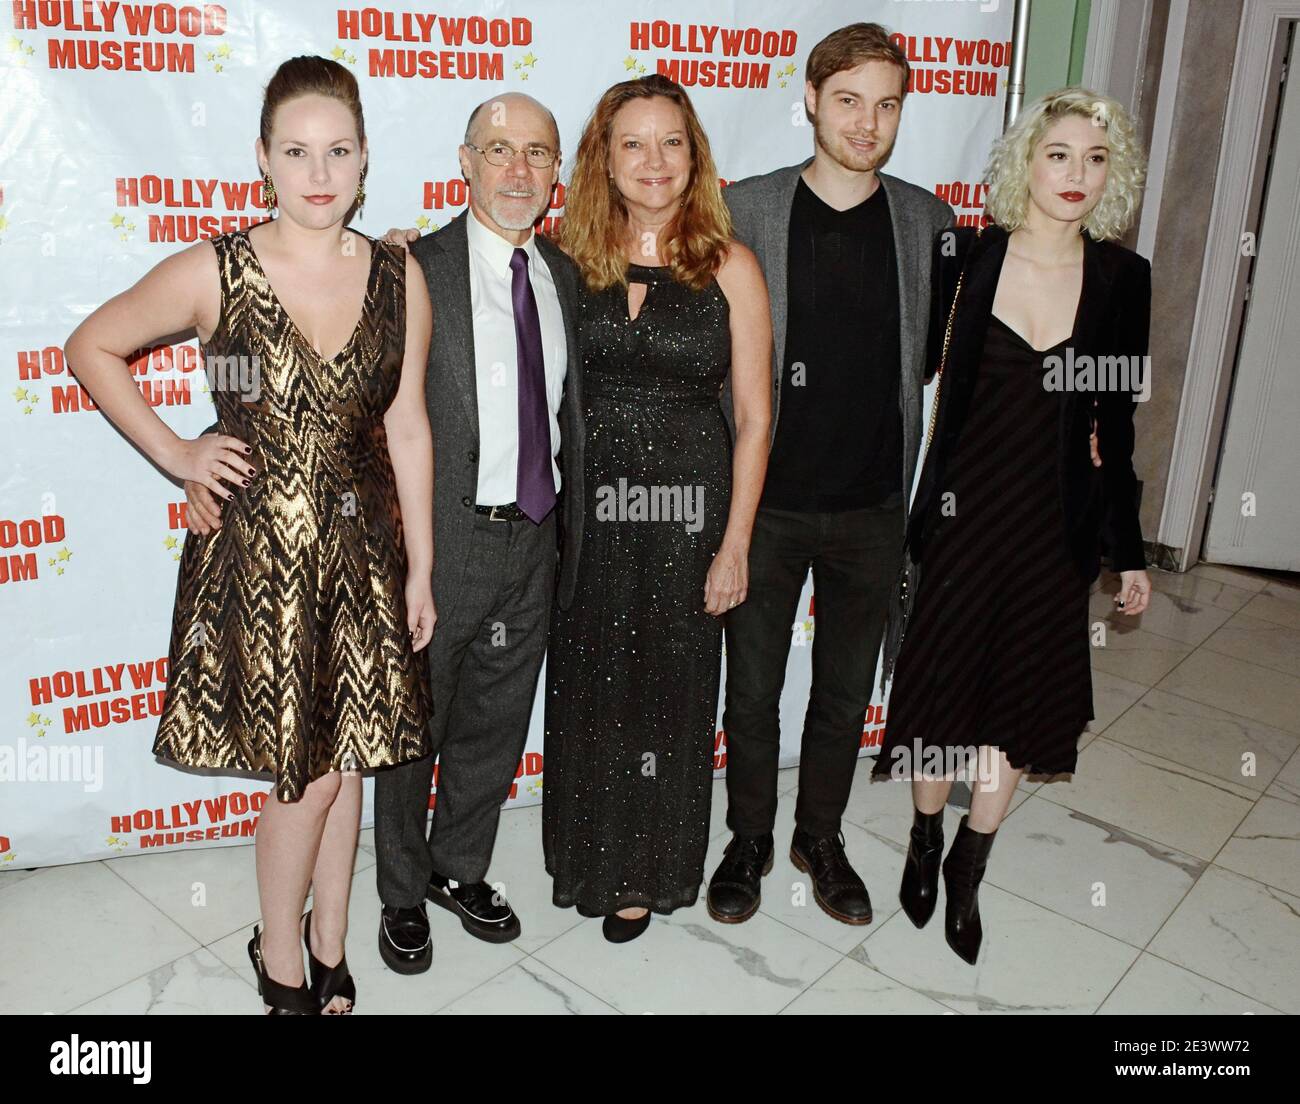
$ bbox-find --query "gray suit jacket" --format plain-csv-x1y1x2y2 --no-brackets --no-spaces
721,158,954,503
409,211,585,613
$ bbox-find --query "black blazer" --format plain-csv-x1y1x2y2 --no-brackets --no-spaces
906,223,1149,583
409,213,586,612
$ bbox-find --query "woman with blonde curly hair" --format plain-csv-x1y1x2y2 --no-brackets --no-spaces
542,74,772,943
872,87,1153,964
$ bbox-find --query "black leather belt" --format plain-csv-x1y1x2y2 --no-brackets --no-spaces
474,502,530,521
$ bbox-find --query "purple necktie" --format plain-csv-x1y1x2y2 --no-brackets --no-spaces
509,247,556,524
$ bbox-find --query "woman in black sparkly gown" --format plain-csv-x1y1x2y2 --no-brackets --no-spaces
543,75,771,942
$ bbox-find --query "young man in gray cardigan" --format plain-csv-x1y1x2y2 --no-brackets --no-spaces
714,23,953,926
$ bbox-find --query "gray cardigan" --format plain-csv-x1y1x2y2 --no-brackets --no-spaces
721,158,954,505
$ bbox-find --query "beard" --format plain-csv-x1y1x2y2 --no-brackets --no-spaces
486,189,548,231
814,114,896,174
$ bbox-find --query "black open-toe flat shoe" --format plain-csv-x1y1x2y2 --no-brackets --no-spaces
602,910,651,944
303,910,357,1014
247,924,318,1015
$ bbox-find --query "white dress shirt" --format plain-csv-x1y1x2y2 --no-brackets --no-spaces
465,206,566,505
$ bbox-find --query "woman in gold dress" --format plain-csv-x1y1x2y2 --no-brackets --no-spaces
65,56,435,1014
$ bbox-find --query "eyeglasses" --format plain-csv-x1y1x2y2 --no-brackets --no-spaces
465,142,557,168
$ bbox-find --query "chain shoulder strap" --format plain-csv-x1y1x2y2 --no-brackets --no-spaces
924,225,983,449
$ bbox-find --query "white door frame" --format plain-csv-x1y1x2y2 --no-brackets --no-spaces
1159,0,1297,570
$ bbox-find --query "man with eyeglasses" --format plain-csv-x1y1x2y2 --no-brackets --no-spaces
373,92,586,974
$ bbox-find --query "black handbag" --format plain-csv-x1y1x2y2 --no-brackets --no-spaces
878,227,979,696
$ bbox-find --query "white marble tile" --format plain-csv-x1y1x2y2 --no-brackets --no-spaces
1100,688,1299,794
780,956,955,1014
1089,577,1235,647
1187,563,1269,594
103,835,373,948
1201,612,1300,680
1147,567,1259,612
1034,738,1256,861
203,871,526,1014
103,840,261,947
981,794,1204,947
0,861,199,1013
71,947,258,1014
1156,649,1300,736
1088,624,1195,686
1240,588,1300,630
435,959,619,1014
1086,668,1149,736
1265,747,1300,806
1096,952,1281,1015
1148,865,1300,1014
1214,796,1300,898
469,802,586,956
851,882,1139,1014
0,865,41,891
532,904,841,1014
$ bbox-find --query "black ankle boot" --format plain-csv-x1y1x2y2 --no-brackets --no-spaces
942,815,998,965
899,806,944,928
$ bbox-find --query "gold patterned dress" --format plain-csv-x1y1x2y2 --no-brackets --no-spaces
152,228,432,802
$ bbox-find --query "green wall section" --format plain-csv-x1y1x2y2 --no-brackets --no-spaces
1023,0,1092,102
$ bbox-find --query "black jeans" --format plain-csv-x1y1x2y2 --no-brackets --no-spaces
722,502,904,839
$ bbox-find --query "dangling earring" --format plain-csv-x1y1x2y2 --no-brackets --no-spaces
262,171,277,214
354,167,367,217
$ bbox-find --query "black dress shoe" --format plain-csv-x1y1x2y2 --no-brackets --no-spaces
790,828,872,925
427,872,521,943
378,903,432,974
706,832,774,923
942,815,998,965
899,806,945,928
602,910,651,943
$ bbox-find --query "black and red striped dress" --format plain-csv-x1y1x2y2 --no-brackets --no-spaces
873,313,1094,779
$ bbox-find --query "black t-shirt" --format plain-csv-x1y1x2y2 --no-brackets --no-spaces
761,176,904,512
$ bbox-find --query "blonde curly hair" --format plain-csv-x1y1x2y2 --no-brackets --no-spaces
983,86,1147,241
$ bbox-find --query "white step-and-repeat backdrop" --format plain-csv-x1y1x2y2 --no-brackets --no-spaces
0,0,1010,868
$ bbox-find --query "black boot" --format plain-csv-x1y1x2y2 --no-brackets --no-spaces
899,806,945,928
942,815,998,965
706,832,774,923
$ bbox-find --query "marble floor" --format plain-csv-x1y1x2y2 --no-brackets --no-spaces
2,562,1297,1015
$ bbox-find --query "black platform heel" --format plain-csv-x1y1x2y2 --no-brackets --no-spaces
303,909,356,1014
247,923,319,1015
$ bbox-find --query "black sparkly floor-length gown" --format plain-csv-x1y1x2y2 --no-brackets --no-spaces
873,314,1094,780
543,262,732,916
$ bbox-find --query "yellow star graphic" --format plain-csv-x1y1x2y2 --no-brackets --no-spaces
637,64,646,75
6,34,21,50
0,214,8,232
623,55,637,70
331,46,345,59
521,52,537,67
217,44,230,57
57,547,71,562
110,213,125,228
13,386,28,402
520,72,529,80
416,216,431,229
26,711,41,726
164,535,178,550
